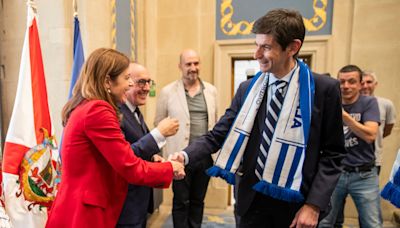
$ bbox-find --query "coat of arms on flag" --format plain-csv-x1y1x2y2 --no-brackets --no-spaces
19,128,59,209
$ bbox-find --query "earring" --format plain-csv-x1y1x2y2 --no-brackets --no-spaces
107,89,111,93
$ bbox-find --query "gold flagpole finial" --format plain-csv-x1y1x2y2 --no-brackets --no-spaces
73,0,78,17
27,0,37,14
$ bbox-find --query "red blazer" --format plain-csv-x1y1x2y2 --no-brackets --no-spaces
46,100,173,228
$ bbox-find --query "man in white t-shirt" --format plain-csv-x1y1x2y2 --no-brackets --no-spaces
361,70,397,174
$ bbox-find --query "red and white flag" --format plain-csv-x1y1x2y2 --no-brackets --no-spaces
2,4,60,228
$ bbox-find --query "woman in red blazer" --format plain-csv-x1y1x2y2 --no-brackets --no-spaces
46,48,184,228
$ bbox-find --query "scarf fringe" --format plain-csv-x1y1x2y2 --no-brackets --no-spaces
381,181,400,208
253,181,304,203
206,166,235,185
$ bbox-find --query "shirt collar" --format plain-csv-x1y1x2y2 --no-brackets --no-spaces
184,79,205,96
268,61,298,86
125,100,137,113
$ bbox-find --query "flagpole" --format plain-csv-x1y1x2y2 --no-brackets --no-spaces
59,0,85,158
27,0,37,14
69,0,84,98
73,0,78,17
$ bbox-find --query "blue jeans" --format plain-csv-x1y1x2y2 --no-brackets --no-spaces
319,167,382,228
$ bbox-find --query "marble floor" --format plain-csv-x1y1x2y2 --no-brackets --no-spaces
147,205,398,228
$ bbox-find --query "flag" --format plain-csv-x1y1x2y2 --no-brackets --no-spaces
69,15,84,98
58,14,85,156
2,5,60,228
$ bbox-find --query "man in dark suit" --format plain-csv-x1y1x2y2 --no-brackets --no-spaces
117,63,179,228
171,9,345,228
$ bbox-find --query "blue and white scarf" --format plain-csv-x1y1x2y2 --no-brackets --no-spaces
207,60,314,203
381,149,400,208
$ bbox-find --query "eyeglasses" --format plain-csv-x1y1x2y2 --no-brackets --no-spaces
134,79,154,88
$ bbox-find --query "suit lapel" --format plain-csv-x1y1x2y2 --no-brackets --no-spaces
177,80,190,118
120,104,147,136
203,84,213,129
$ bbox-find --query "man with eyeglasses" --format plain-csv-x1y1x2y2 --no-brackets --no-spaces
155,49,218,228
117,63,179,228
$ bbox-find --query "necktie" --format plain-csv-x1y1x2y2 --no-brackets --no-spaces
255,80,287,180
134,108,147,133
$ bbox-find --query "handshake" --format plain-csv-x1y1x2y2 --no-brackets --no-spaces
151,152,186,180
153,116,184,179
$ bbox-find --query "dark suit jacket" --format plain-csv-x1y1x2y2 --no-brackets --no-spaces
117,104,160,225
184,73,346,217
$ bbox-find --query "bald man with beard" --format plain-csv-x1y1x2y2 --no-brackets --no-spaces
155,49,218,228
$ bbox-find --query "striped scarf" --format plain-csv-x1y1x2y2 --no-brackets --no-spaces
207,60,314,203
